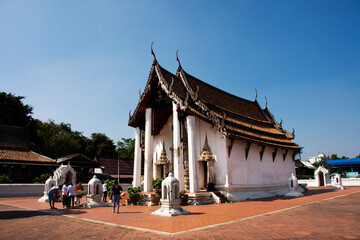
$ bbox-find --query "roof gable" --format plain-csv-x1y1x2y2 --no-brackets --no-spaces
128,50,301,151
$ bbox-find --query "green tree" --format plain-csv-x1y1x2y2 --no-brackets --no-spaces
89,133,116,158
356,153,360,158
30,120,82,159
330,154,348,160
116,138,135,159
312,157,330,169
0,92,33,126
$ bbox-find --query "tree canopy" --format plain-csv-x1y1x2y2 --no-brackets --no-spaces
1,91,131,160
0,92,33,127
329,154,349,160
116,138,135,159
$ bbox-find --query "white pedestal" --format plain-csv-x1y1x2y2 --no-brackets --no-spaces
85,195,108,208
152,199,190,217
285,190,304,197
332,185,344,190
38,192,49,202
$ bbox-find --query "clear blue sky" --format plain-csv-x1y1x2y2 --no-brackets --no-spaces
1,1,359,160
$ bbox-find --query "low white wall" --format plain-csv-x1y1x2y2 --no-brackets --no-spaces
334,178,360,186
0,184,45,197
298,179,317,187
0,183,132,197
299,178,360,187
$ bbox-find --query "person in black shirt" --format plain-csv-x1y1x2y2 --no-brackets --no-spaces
112,180,123,213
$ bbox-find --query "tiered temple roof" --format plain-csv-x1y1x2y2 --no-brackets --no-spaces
129,48,301,151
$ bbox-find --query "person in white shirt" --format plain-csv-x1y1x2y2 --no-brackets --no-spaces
68,183,76,208
62,182,69,208
102,182,108,202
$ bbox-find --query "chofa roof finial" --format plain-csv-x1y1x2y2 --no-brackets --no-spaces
151,42,157,63
265,97,268,108
176,49,182,68
254,89,258,101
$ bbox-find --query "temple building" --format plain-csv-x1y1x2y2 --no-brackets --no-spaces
129,47,301,201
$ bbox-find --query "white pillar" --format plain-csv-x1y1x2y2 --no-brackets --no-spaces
173,102,184,191
133,127,142,187
224,138,231,187
144,108,153,192
187,115,199,193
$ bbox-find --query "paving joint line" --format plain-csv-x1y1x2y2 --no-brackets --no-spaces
168,190,360,236
1,190,359,237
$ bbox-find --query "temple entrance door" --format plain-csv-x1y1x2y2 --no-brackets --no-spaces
198,161,208,190
319,172,324,186
156,164,168,179
66,171,73,184
156,165,163,179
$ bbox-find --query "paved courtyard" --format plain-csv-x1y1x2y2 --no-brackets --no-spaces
0,187,359,239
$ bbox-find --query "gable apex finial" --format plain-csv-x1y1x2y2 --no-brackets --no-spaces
151,42,157,63
265,97,268,108
176,49,182,68
254,89,258,101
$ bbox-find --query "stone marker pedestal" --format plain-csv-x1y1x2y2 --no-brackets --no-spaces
285,173,304,197
86,175,108,208
332,173,344,190
152,173,190,217
38,176,56,202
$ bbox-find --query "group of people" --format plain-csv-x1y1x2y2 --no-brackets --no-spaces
47,182,84,210
48,179,124,213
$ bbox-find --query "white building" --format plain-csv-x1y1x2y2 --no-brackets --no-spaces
308,153,327,164
129,48,301,201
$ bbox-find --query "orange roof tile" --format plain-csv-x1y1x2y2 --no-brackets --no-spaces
0,149,56,163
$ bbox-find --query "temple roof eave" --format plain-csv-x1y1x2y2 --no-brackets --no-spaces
129,56,301,150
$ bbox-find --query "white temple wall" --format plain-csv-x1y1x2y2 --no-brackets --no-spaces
152,115,173,179
193,118,228,186
213,132,228,185
228,143,295,188
148,113,295,195
228,141,248,185
246,144,263,185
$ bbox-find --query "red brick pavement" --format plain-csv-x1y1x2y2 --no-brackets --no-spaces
0,187,359,239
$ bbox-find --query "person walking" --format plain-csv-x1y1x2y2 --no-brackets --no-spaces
111,180,123,214
102,182,108,202
68,183,76,208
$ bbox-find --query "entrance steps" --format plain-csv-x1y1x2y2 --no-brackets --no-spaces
212,191,230,203
187,192,216,205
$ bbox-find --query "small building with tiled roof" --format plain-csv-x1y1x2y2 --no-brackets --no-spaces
56,153,102,183
128,46,302,201
0,125,57,183
95,157,134,183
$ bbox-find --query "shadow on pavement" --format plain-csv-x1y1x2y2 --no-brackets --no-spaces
117,212,143,214
189,212,205,215
0,207,88,220
249,188,335,202
0,210,52,220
